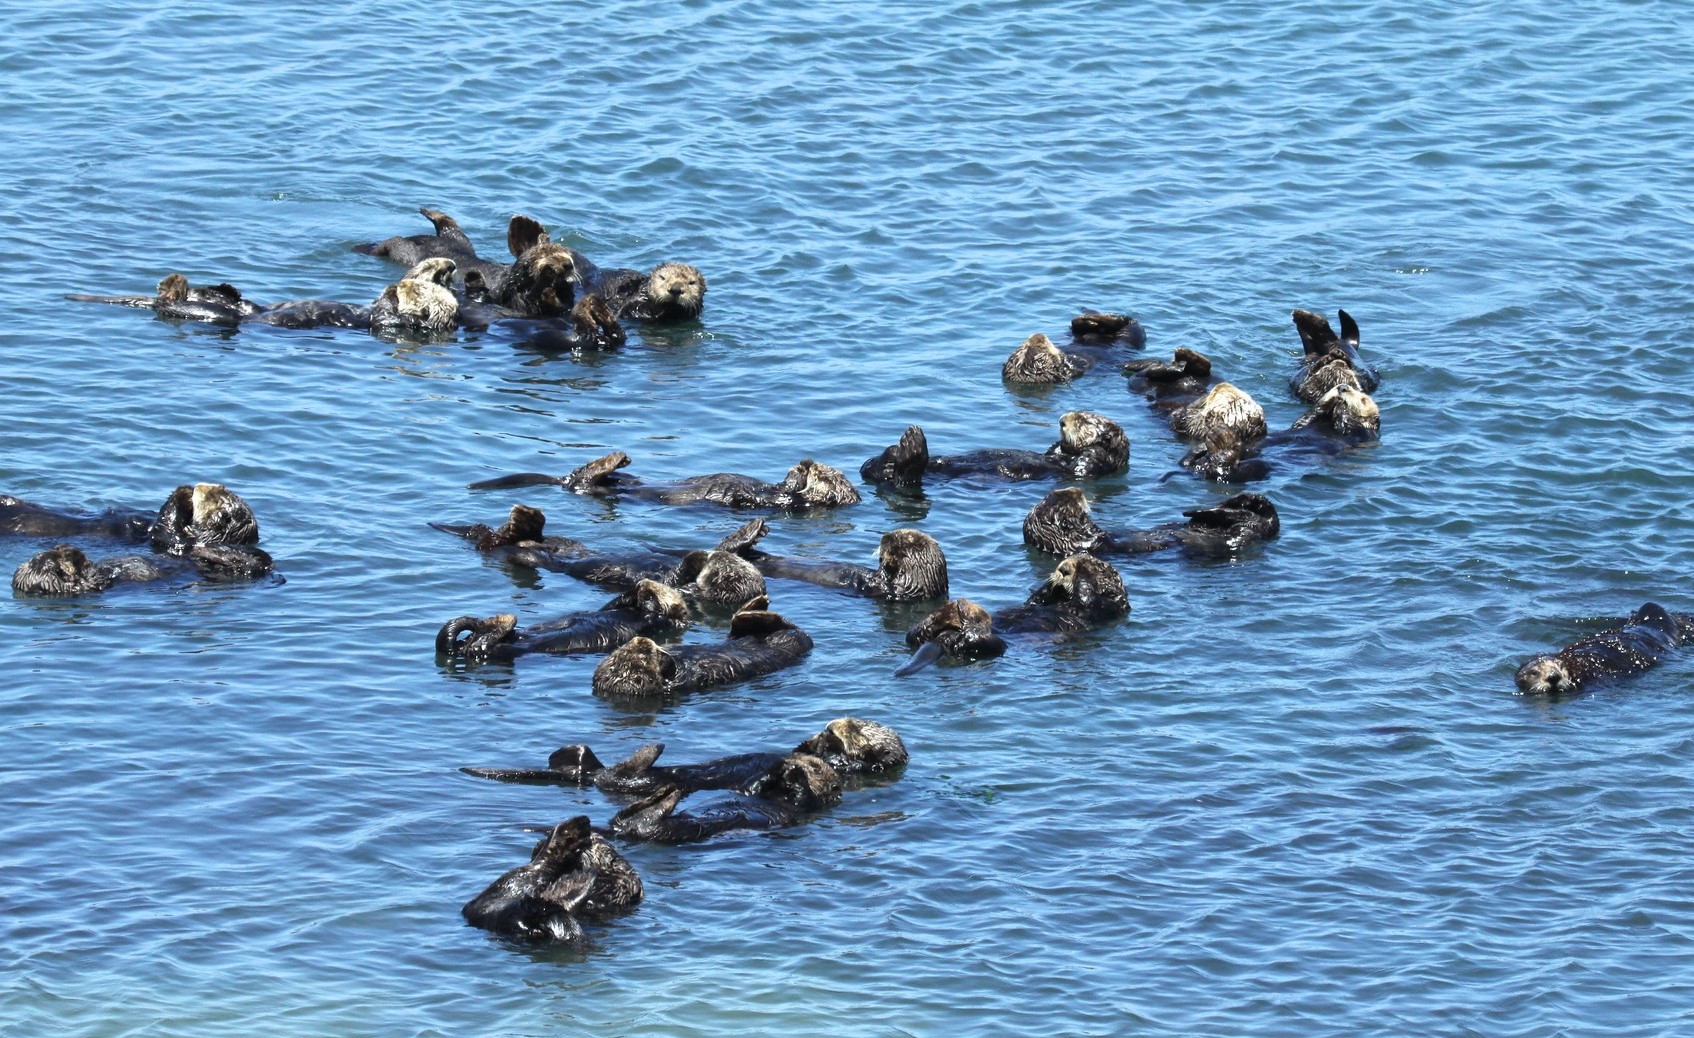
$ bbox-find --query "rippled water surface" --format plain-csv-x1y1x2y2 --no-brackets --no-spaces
5,1,1694,1035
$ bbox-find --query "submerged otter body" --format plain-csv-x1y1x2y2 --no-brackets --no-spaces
860,412,1129,492
463,717,909,796
607,752,843,844
1290,309,1379,402
730,524,949,603
1124,348,1217,409
461,293,626,351
470,450,861,512
896,555,1129,675
1514,603,1683,697
0,494,154,542
590,597,813,702
68,273,264,326
436,580,691,664
461,816,642,944
1179,385,1381,483
12,542,273,596
1024,487,1280,559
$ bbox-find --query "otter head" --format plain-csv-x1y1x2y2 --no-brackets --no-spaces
672,549,765,605
899,598,1004,674
570,293,626,350
402,257,457,288
503,215,578,317
150,483,260,555
781,460,861,509
1172,382,1267,442
624,579,691,625
1180,426,1264,482
795,717,910,774
759,752,843,811
156,273,190,304
1003,333,1082,384
436,613,520,662
391,277,459,333
1028,555,1129,618
861,425,929,489
1023,487,1105,556
592,636,677,699
877,528,949,601
644,263,706,320
1056,411,1129,469
1516,655,1575,696
1298,349,1365,402
1307,384,1380,439
12,544,108,597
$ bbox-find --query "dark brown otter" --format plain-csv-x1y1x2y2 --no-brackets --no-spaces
590,596,813,702
606,752,843,844
12,542,273,596
0,494,154,542
149,483,260,556
585,261,706,323
896,555,1130,675
1002,332,1089,384
1024,486,1280,558
459,293,627,351
729,524,949,602
469,450,861,511
1515,603,1683,697
435,580,691,664
461,816,642,944
1124,347,1216,407
354,207,481,268
68,273,265,326
1290,309,1379,401
1070,311,1147,348
860,412,1129,492
462,716,909,796
1178,384,1381,483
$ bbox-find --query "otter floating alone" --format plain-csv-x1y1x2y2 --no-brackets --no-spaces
1514,603,1683,697
469,450,861,512
461,816,642,944
860,412,1129,493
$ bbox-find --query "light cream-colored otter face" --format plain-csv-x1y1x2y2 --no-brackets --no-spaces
788,460,861,507
394,278,458,332
1023,486,1105,556
814,717,909,771
1059,411,1112,451
1003,333,1079,384
156,273,190,303
1046,555,1129,612
402,257,457,288
1516,656,1574,695
689,551,765,604
632,580,690,623
645,263,705,317
1315,385,1381,437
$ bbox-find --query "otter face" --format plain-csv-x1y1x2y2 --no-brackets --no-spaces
12,544,108,596
393,278,459,332
1023,487,1105,556
798,717,910,774
1033,555,1128,615
785,460,861,508
402,257,457,288
764,753,843,811
1516,655,1574,696
904,598,1004,660
878,528,949,601
1003,333,1082,384
156,273,190,303
631,579,691,624
1311,385,1380,438
674,550,766,605
1171,383,1267,442
644,263,706,320
592,636,677,699
151,483,260,555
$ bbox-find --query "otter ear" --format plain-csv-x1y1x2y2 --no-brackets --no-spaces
508,214,549,257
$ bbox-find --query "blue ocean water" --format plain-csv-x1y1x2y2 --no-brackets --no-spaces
3,0,1694,1034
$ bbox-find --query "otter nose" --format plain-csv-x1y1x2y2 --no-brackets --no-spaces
667,285,682,297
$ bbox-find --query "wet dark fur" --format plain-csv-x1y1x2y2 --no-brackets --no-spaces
1024,487,1280,558
0,494,153,542
470,451,861,511
462,717,908,796
607,753,843,844
461,816,642,943
590,598,813,702
1070,311,1147,348
860,412,1129,492
1003,333,1088,384
435,580,691,664
1124,347,1217,408
1514,603,1683,697
1179,385,1380,484
729,524,949,602
12,542,272,596
1290,309,1379,401
149,484,260,555
67,273,263,326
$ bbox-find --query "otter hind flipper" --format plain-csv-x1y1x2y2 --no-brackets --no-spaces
507,214,550,258
728,605,794,640
605,743,666,779
894,640,946,677
714,518,770,556
561,451,633,492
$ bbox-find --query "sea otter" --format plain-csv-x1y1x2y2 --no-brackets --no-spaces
895,554,1130,675
149,483,261,556
1514,603,1684,697
1178,384,1381,483
1168,382,1268,444
68,273,264,325
435,580,691,664
0,494,154,542
590,596,813,702
1123,347,1217,408
1002,333,1088,384
607,752,843,844
459,293,626,351
461,816,642,944
1290,309,1379,401
462,716,909,796
1070,311,1147,348
582,261,706,323
363,257,460,338
470,450,862,511
859,412,1129,492
728,523,949,602
12,542,273,596
1024,487,1280,558
354,207,483,269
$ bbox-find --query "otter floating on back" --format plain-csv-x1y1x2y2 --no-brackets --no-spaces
590,596,813,703
726,522,949,603
435,580,691,664
1514,603,1684,697
469,450,861,512
1290,309,1379,402
1024,486,1280,559
461,816,642,944
607,752,844,845
860,412,1129,493
1178,384,1381,484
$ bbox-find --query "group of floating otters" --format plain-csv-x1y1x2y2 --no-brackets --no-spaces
25,206,1682,944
